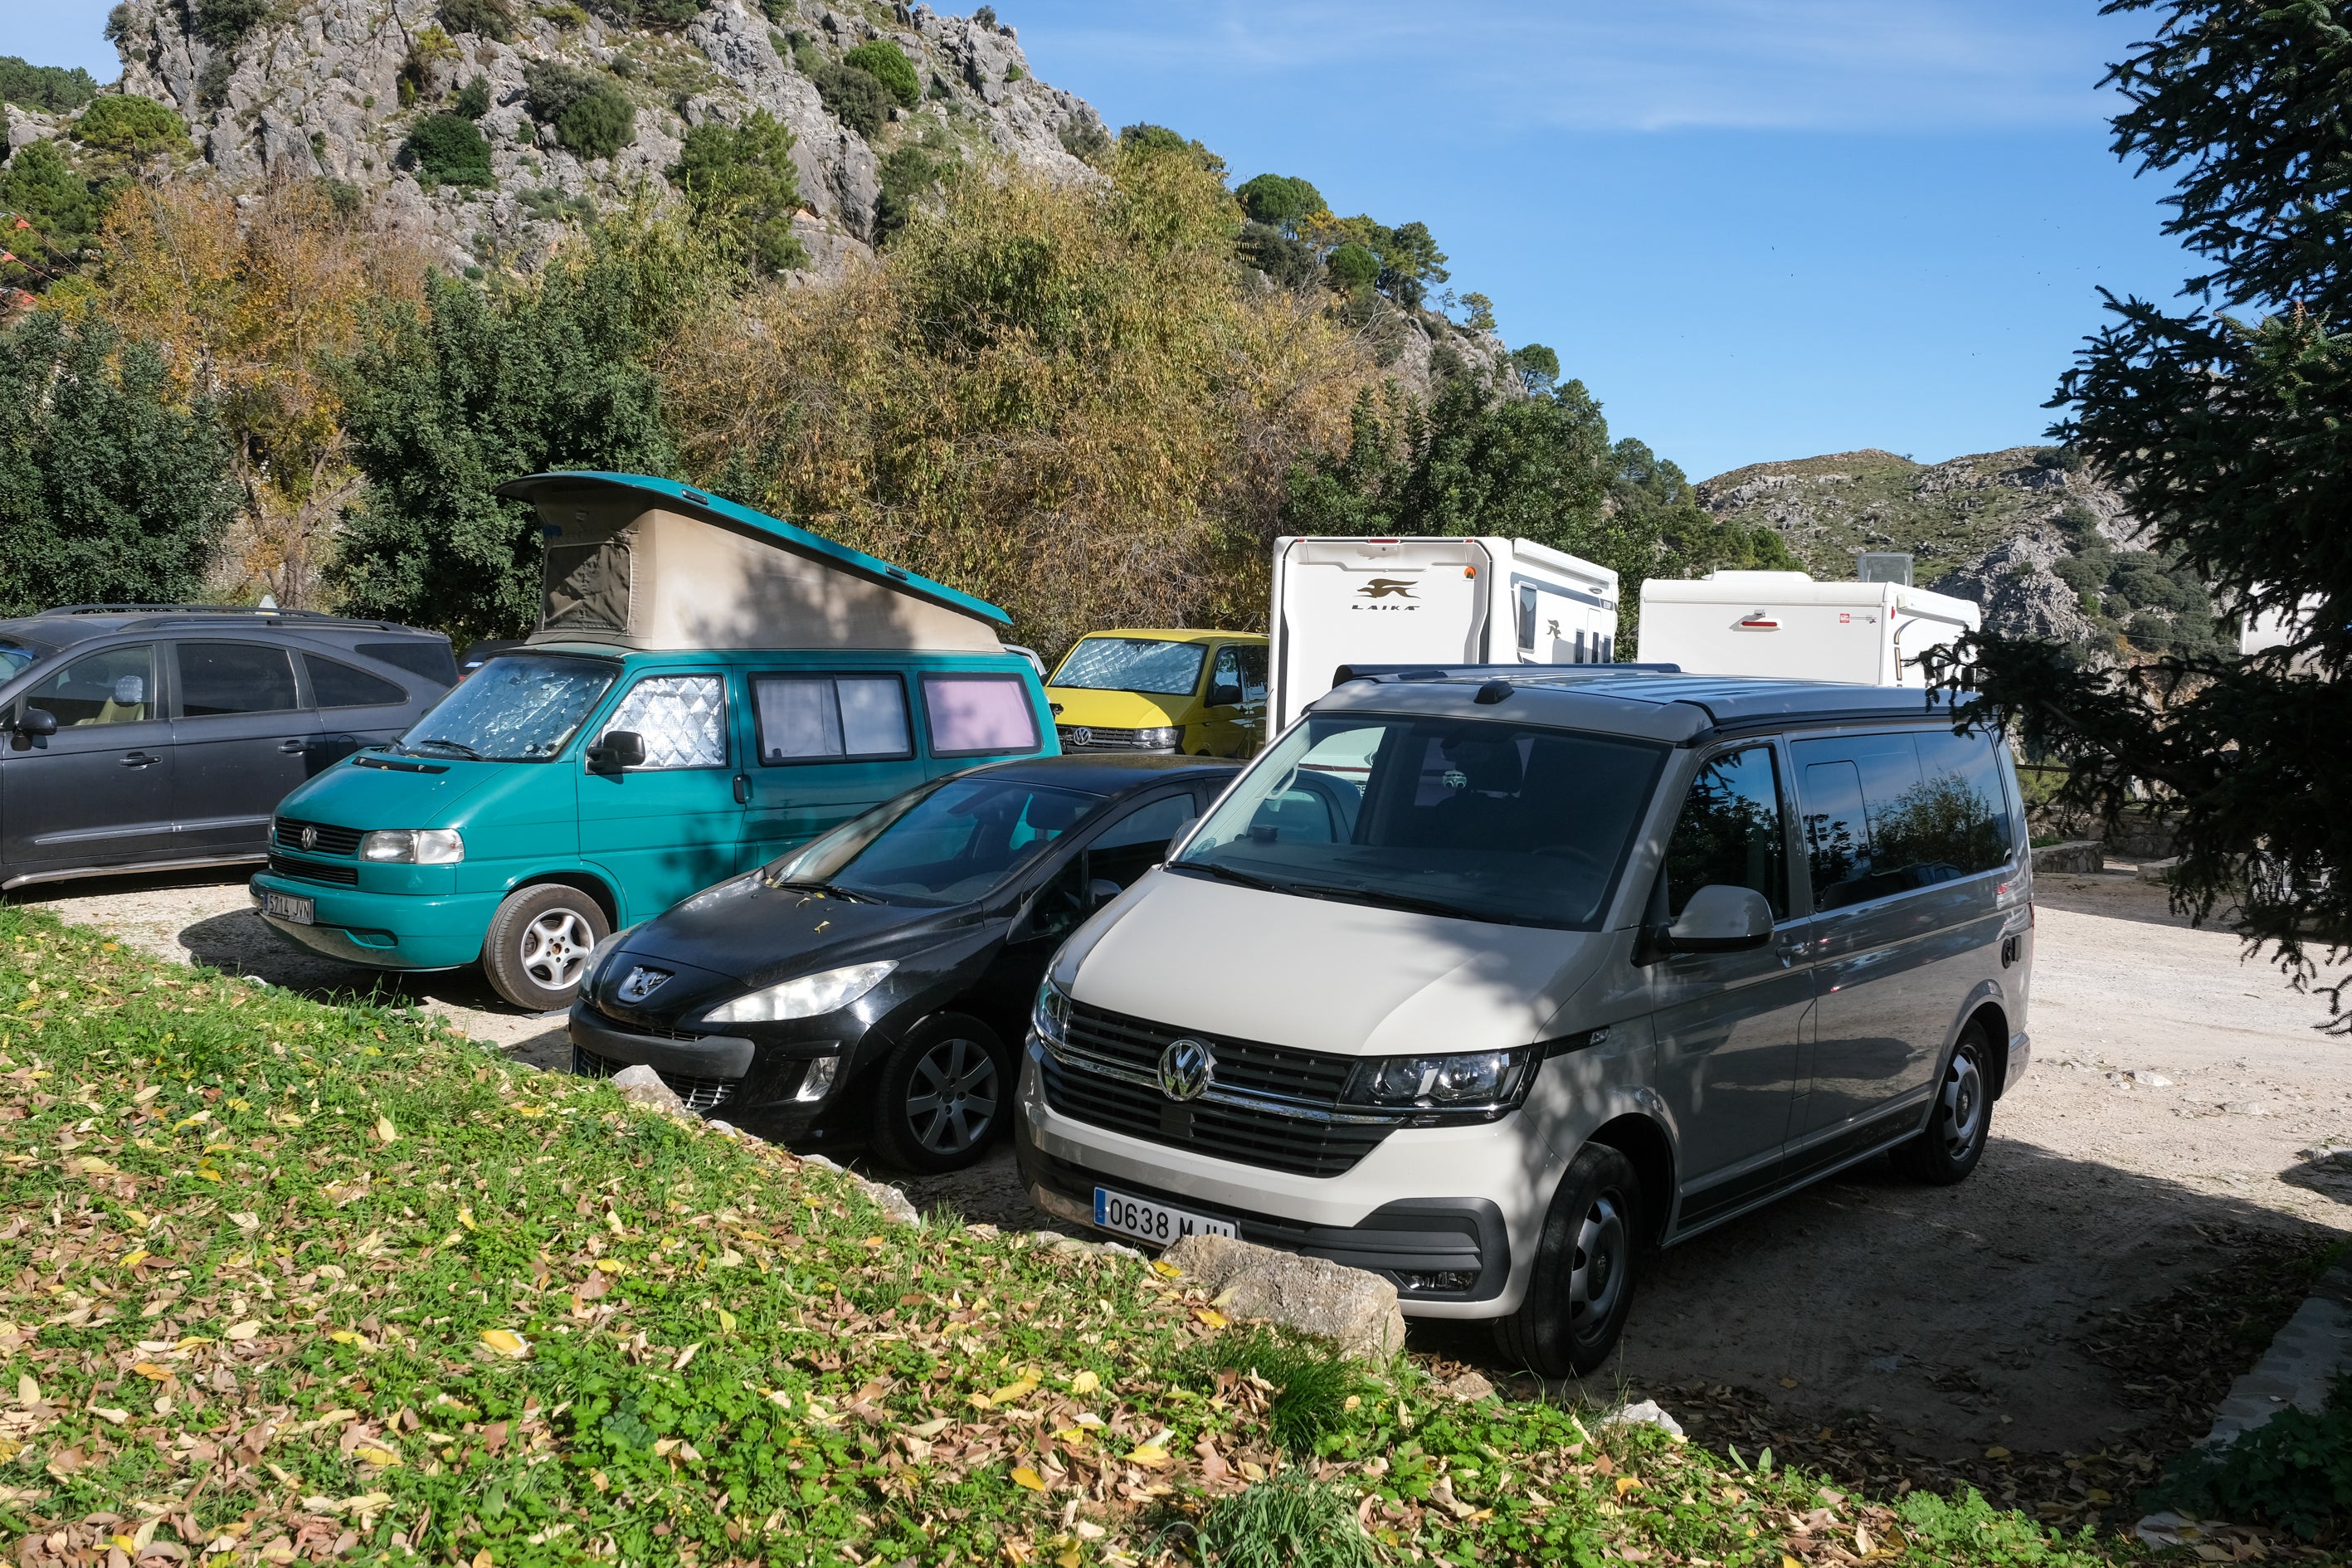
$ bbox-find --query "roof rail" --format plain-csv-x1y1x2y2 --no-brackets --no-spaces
1331,662,1684,686
40,604,420,631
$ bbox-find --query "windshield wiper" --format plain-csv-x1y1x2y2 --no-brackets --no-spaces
411,737,484,760
773,879,879,904
1176,860,1322,898
1283,881,1545,926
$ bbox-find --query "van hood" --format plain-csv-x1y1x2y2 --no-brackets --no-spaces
272,753,508,829
1064,868,1606,1058
1044,688,1190,728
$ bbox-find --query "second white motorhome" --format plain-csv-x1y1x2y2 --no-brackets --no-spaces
1269,535,1619,729
1638,570,1980,688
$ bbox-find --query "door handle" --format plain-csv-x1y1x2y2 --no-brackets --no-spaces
733,773,751,805
118,752,159,767
278,739,309,754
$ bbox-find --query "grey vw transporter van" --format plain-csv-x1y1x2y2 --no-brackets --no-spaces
1015,668,2034,1376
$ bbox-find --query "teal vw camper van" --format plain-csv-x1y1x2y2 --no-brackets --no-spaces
251,473,1056,1010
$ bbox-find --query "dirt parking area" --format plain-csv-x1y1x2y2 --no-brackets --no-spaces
17,862,2350,1512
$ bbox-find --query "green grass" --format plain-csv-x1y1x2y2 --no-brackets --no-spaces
0,902,2145,1565
1194,1471,1376,1568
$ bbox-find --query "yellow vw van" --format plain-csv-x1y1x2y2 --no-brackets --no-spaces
1045,630,1268,758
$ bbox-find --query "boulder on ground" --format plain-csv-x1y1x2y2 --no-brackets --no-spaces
1161,1234,1405,1361
1600,1398,1685,1439
798,1152,922,1226
609,1064,684,1115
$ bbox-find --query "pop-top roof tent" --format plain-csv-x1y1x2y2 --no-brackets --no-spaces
494,472,1010,654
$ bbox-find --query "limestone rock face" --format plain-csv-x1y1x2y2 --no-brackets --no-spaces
105,0,1106,279
1162,1233,1407,1361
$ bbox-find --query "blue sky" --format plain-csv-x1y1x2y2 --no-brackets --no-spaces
8,0,2195,479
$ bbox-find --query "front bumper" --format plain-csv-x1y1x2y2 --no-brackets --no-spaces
1016,1037,1556,1318
248,874,499,971
567,1000,847,1131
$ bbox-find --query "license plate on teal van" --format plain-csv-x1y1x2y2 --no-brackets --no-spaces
262,890,314,925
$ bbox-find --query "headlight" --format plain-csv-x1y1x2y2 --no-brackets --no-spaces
1345,1048,1535,1112
1032,976,1071,1045
581,930,626,991
1138,726,1182,749
359,828,465,864
699,961,896,1025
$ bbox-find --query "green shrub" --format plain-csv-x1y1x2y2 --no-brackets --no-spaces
404,110,494,187
1056,117,1109,163
843,39,918,108
1511,342,1561,392
73,94,187,154
1003,62,1025,82
0,56,100,113
873,140,943,243
583,0,701,27
452,73,492,119
1325,240,1379,293
1182,1328,1379,1456
812,60,890,138
1239,221,1316,289
2149,1380,2352,1539
536,2,587,27
441,0,515,40
523,61,635,160
1236,172,1322,230
670,110,807,272
193,0,275,46
1195,1471,1379,1568
196,52,233,110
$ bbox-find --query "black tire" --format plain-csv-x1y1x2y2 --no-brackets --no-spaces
1493,1142,1644,1379
480,883,610,1013
867,1014,1010,1175
1892,1020,1993,1186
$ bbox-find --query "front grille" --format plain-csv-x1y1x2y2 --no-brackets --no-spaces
572,1044,739,1113
273,818,364,857
267,852,358,886
1056,725,1170,752
1043,1003,1390,1178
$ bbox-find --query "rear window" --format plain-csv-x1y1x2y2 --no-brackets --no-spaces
358,639,457,688
1794,728,2015,911
305,654,407,709
923,674,1040,757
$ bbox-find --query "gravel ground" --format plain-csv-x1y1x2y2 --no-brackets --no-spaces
17,861,2350,1493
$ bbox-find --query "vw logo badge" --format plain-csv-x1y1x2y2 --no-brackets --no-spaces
1070,726,1093,747
299,825,318,851
616,966,671,1004
1157,1037,1216,1102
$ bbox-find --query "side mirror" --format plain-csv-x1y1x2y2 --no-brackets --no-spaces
1088,877,1122,907
1166,817,1197,855
587,729,646,771
15,708,56,739
1208,683,1244,708
1658,885,1775,955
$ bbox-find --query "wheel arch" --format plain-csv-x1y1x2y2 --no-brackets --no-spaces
504,871,619,929
1586,1112,1677,1251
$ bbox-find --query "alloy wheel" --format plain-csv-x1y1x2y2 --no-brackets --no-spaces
519,908,595,991
905,1036,1001,1155
1566,1191,1629,1337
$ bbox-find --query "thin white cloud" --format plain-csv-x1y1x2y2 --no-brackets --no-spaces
1030,0,2124,133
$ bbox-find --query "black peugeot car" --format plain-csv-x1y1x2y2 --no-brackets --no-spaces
567,753,1239,1171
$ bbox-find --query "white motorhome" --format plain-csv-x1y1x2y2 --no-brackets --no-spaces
1269,535,1619,729
1639,571,1980,688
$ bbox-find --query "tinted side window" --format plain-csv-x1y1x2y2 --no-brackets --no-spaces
752,675,913,764
1663,744,1788,918
357,639,457,687
1903,729,2017,876
1088,793,1197,887
1798,731,2004,909
179,643,299,717
25,645,156,727
1234,645,1268,701
305,655,407,709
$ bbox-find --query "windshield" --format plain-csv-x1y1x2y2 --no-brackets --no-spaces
0,642,37,683
1171,712,1667,929
769,775,1106,906
395,653,618,762
1050,637,1206,697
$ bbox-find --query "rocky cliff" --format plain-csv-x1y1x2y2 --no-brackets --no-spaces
1693,446,2189,646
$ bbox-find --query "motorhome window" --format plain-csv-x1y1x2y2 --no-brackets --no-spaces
599,674,727,769
753,674,913,764
768,776,1104,905
923,674,1040,757
357,640,458,688
1796,731,2002,908
1174,713,1665,929
1663,744,1788,918
179,643,299,717
1517,586,1537,651
396,654,617,762
24,645,154,726
304,655,407,709
1050,637,1207,696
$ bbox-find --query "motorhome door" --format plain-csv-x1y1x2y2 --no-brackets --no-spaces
1273,537,1493,728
